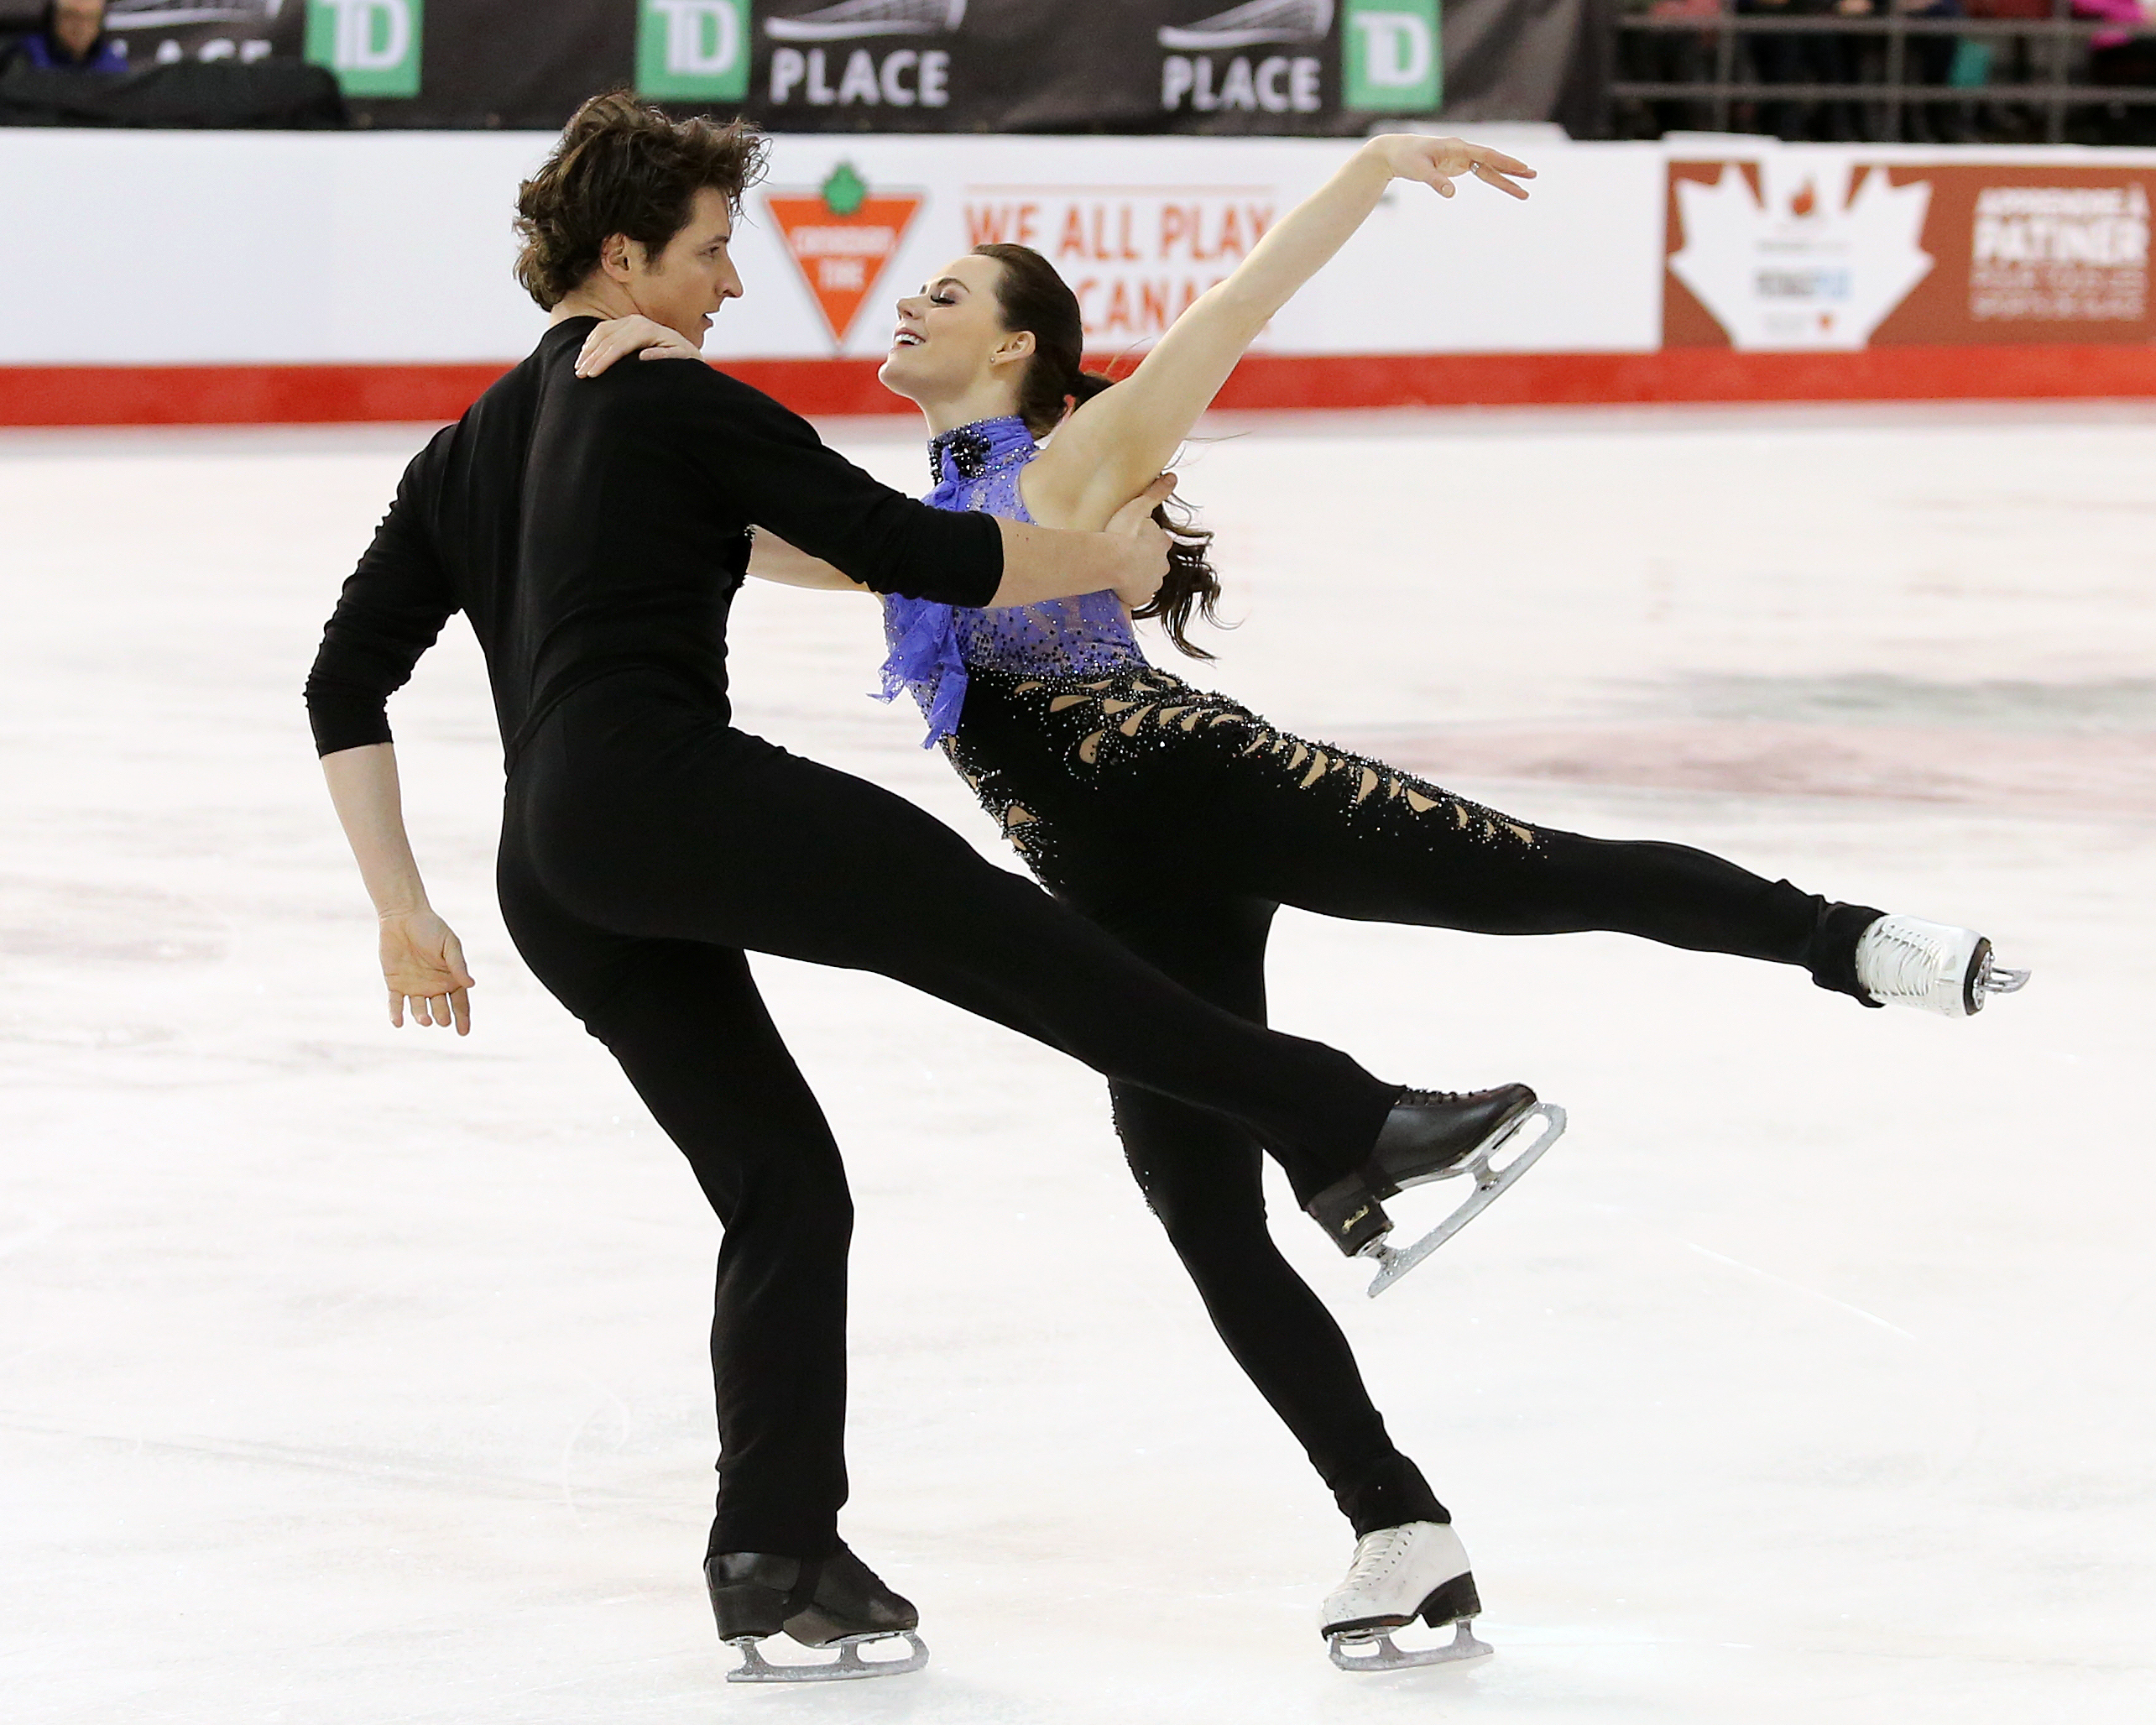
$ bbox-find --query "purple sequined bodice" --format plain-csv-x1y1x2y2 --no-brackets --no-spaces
877,415,1144,746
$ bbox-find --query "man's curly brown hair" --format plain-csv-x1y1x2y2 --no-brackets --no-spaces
513,92,770,311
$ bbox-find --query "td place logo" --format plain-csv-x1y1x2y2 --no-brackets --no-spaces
1156,1,1441,117
765,0,966,109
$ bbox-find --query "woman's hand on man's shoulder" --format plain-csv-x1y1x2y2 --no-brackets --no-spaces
575,316,707,379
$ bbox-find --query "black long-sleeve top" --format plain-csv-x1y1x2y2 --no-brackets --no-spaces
305,317,1003,761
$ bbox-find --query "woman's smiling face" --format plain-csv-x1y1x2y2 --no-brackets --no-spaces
879,253,1032,406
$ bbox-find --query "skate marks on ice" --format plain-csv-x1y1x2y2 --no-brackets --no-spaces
0,872,226,968
1361,1105,1568,1298
1335,676,2156,821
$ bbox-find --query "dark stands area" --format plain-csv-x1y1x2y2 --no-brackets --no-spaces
0,0,344,127
1613,0,2156,144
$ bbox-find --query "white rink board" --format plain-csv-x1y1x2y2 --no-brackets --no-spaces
0,129,1663,364
2,403,2153,1722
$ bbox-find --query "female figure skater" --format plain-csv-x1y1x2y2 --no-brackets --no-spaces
580,132,2026,1670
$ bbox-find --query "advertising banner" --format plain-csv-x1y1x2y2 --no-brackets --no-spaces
55,3,420,99
28,1,1599,135
13,129,2156,426
74,0,299,67
1667,154,2156,351
305,0,423,99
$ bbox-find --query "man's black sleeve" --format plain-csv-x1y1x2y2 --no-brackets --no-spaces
677,365,1006,607
304,445,460,757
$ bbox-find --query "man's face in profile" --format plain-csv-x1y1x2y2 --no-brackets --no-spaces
621,188,744,349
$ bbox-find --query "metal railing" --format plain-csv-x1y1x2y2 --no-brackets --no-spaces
1612,4,2156,144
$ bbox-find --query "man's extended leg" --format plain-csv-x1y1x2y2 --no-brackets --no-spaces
535,720,1407,1205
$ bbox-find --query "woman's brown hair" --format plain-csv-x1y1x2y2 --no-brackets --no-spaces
514,91,770,311
971,243,1225,660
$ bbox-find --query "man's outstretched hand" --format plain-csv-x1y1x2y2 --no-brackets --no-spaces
1104,473,1178,610
378,907,474,1034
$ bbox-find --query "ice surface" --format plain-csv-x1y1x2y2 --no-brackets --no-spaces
3,405,2152,1723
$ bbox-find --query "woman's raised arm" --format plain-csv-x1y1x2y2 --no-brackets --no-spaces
1028,136,1532,531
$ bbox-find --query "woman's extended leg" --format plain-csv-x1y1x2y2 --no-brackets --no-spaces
1247,767,1884,1000
1080,887,1446,1536
951,669,1883,1002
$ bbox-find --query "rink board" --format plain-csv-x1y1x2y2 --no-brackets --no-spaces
8,130,2156,420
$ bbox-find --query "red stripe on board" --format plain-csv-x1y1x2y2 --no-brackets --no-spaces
8,346,2156,426
1206,346,2156,410
0,364,516,426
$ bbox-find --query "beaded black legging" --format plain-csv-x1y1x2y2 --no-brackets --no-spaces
945,661,1882,1535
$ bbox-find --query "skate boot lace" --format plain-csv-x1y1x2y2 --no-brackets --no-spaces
1340,1526,1415,1595
1858,918,1956,1003
1396,1088,1473,1108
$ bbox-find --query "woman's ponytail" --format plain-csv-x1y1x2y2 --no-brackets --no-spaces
974,244,1226,661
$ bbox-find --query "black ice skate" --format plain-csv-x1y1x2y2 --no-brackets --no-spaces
707,1543,928,1683
1322,1521,1493,1672
1305,1085,1568,1297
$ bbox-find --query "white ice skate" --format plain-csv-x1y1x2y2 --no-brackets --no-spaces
1321,1521,1492,1672
1855,915,2029,1017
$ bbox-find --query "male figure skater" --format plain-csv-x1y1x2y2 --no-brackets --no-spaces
305,93,1543,1681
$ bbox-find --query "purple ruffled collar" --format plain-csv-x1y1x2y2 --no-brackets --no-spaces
927,414,1036,495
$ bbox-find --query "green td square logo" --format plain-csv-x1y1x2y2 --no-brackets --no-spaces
1344,0,1441,112
305,0,423,99
638,0,750,102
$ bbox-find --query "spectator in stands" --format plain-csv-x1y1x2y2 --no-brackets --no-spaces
1624,0,1724,136
2080,0,2156,144
1740,0,1875,140
7,1,126,72
1898,0,1973,143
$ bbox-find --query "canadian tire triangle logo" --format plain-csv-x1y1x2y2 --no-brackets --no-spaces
766,163,925,349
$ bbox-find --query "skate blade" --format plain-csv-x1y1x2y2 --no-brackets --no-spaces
725,1630,928,1683
1361,1105,1567,1298
1328,1618,1491,1672
1983,964,2030,996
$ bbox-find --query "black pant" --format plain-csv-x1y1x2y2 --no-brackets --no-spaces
493,672,1398,1556
947,664,1882,1534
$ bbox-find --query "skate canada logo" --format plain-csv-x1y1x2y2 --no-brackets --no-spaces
764,0,963,108
765,162,925,348
1668,159,1933,350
